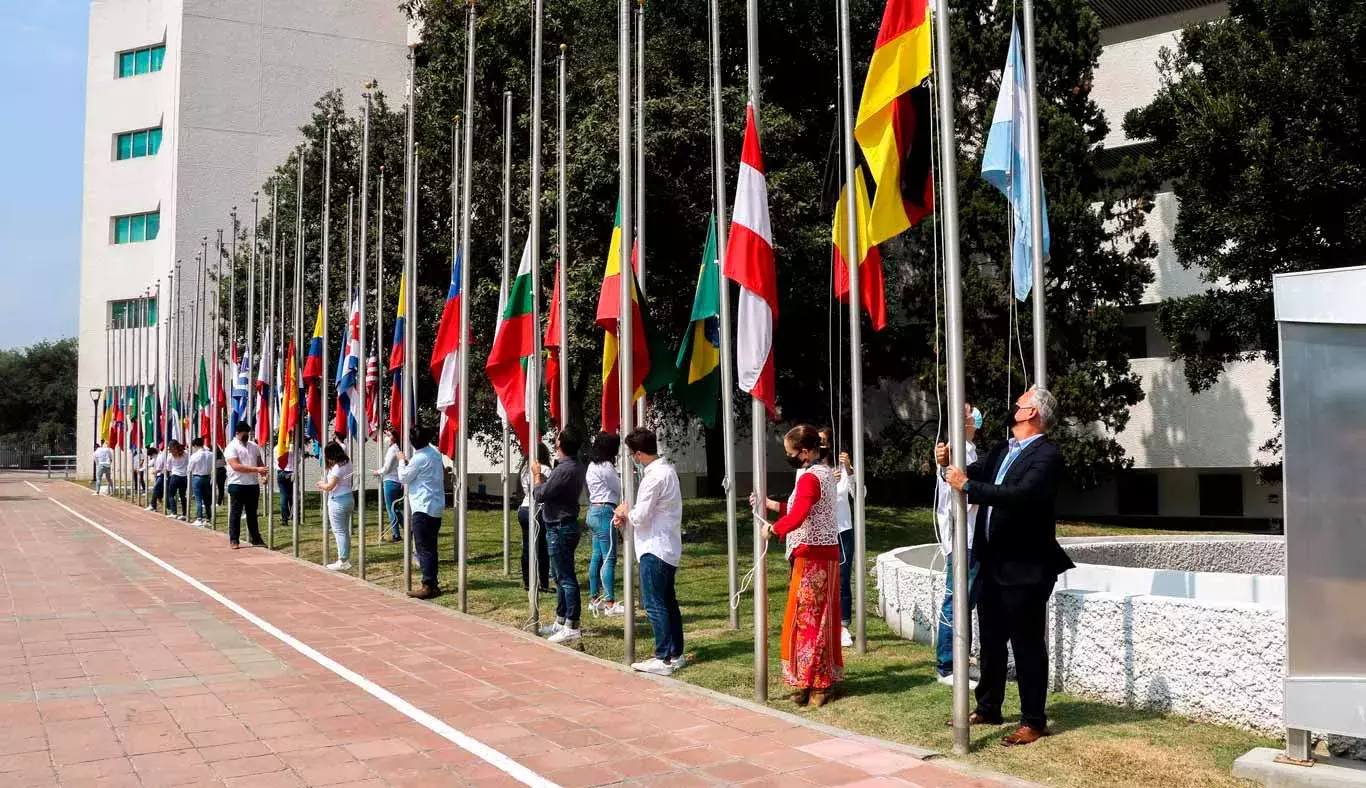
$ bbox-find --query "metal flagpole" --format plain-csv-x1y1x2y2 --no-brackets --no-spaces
529,0,546,632
457,0,477,613
634,0,646,427
401,48,417,595
213,225,225,520
617,0,637,664
450,114,461,571
162,271,171,516
1022,0,1046,388
556,46,569,433
745,0,769,704
930,0,972,755
376,163,386,541
836,0,869,654
266,187,277,547
708,0,740,630
705,0,741,611
293,154,305,556
243,207,254,424
322,124,334,566
501,90,512,577
358,91,372,580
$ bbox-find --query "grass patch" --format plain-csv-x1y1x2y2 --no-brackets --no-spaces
89,483,1276,787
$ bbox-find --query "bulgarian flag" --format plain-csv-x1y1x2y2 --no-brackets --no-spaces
302,306,325,442
724,103,778,417
387,273,407,433
832,164,887,331
672,217,723,427
485,240,535,452
277,339,299,469
431,256,462,458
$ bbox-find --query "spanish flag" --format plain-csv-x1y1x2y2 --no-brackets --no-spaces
855,0,934,244
277,339,298,469
833,164,887,331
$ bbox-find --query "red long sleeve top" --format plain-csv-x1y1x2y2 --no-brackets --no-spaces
771,473,840,560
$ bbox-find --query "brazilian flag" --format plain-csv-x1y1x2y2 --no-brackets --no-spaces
672,216,722,427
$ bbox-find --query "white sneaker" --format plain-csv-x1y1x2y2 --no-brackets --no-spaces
603,602,626,617
537,621,563,637
547,627,581,645
326,560,352,571
936,672,979,689
165,513,177,519
631,658,674,676
668,654,687,671
144,505,155,511
841,627,854,648
587,598,603,617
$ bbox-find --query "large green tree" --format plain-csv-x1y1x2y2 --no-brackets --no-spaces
247,0,1153,494
1125,0,1366,477
0,338,77,455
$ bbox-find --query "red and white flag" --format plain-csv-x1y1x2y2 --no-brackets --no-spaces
364,351,380,439
254,328,274,447
723,103,778,417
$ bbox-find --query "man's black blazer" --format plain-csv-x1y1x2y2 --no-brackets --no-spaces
964,435,1075,587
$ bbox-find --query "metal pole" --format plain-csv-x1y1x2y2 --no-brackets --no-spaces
457,1,477,613
376,163,386,543
530,0,546,631
634,0,646,427
556,46,569,432
745,0,768,704
322,125,333,566
401,52,417,595
450,115,461,570
291,154,304,557
932,0,972,756
501,90,513,577
1022,0,1046,388
707,0,740,631
160,274,168,515
359,92,371,580
617,0,636,664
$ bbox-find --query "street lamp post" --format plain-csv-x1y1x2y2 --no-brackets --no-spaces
88,388,102,483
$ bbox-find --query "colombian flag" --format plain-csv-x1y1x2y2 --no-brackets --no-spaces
672,217,722,427
388,273,407,433
302,306,325,442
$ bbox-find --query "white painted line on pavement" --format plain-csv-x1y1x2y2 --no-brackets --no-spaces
24,481,40,492
46,496,558,788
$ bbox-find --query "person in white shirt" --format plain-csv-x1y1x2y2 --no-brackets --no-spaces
397,424,446,598
585,432,623,617
223,423,269,548
318,442,355,570
165,441,189,519
614,428,685,676
187,438,215,527
92,441,114,495
819,428,857,649
373,427,403,542
131,446,146,497
145,446,166,511
933,402,981,684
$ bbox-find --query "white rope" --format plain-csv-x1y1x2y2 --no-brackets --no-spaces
729,511,773,611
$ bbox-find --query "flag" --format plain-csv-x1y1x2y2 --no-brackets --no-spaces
334,295,362,439
196,356,210,439
854,0,934,244
302,306,325,442
544,260,563,430
168,387,184,445
672,216,723,427
110,389,125,448
365,351,380,438
833,164,888,331
213,363,227,446
432,257,462,458
387,273,407,432
982,18,1051,302
255,328,273,447
231,345,251,432
595,202,674,434
724,103,778,417
99,390,113,444
277,339,298,469
485,239,535,451
143,390,157,448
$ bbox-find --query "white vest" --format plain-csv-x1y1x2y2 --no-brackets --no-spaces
784,462,838,559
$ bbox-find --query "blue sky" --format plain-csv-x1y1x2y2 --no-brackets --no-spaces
0,1,87,351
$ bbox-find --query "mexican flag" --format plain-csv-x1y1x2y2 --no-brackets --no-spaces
485,239,535,452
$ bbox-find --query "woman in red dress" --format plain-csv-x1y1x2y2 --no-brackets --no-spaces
754,424,843,706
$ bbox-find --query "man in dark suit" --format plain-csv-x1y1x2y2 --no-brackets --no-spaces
938,386,1074,746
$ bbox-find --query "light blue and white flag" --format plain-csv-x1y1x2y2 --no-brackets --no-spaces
334,293,362,439
982,19,1050,302
231,347,251,432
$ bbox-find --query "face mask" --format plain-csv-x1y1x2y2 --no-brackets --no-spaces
1008,403,1022,424
971,408,983,429
785,453,806,470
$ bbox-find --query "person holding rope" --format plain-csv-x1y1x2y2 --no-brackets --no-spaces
754,424,843,707
397,422,445,599
818,428,855,649
933,401,981,686
518,442,552,594
319,441,355,570
585,432,623,617
532,428,588,646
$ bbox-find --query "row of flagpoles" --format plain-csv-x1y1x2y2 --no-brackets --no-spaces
92,0,1050,755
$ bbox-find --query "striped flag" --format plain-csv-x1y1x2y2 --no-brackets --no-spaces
832,164,887,331
255,328,273,447
485,240,534,452
544,259,563,430
432,256,462,458
365,351,380,438
724,103,778,417
277,339,299,469
387,273,407,432
334,295,361,439
302,307,325,442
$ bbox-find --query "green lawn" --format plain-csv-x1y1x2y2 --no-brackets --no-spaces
98,484,1275,788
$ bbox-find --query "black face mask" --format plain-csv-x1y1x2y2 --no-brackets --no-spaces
784,453,806,469
1009,403,1022,424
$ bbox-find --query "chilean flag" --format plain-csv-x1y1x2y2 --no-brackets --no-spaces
334,295,362,439
431,255,462,458
387,273,407,433
724,103,778,417
255,327,273,447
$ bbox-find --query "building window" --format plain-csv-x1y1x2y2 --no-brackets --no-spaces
1199,473,1244,517
108,297,158,329
1116,472,1159,516
116,44,165,78
115,127,162,160
1122,325,1149,359
112,211,160,244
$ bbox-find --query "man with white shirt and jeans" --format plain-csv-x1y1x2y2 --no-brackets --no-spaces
934,401,981,685
375,427,403,542
398,424,446,599
93,441,114,494
187,438,215,527
614,428,685,676
224,422,269,549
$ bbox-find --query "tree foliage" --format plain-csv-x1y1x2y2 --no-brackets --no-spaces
0,339,78,455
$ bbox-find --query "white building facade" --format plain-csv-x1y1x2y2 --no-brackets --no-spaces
76,0,411,470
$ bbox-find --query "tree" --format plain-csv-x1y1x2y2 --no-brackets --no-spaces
0,339,78,456
1125,0,1366,479
247,0,1154,492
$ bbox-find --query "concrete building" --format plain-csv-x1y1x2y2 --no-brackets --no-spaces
1065,0,1283,527
75,0,410,470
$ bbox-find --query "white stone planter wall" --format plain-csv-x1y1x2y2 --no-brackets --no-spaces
876,537,1286,735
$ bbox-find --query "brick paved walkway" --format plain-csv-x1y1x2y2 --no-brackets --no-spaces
0,475,1014,787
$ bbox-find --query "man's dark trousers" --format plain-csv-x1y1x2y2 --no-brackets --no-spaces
227,483,265,546
544,519,581,626
412,511,441,589
974,575,1055,730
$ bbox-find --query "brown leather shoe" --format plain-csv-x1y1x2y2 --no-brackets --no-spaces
790,689,810,706
407,584,439,600
945,711,1004,727
1001,725,1047,746
809,690,830,708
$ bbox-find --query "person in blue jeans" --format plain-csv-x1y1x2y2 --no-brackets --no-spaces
615,428,686,676
585,432,622,616
934,402,981,683
532,428,588,645
277,443,294,522
187,437,214,526
374,428,403,541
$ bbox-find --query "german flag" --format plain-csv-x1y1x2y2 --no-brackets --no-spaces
833,164,887,331
855,0,934,244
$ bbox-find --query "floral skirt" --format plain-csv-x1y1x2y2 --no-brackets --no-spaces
780,556,844,690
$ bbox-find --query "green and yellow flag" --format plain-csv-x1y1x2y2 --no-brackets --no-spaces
672,216,722,427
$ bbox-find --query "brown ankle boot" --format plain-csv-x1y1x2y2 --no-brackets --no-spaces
791,689,810,706
809,689,829,708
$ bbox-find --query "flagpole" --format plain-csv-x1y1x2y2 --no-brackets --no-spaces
617,0,637,664
267,186,278,548
162,270,171,515
501,89,513,578
401,48,417,595
358,90,373,581
213,226,225,521
376,163,386,543
707,0,740,631
634,0,646,428
457,0,477,613
292,155,305,557
320,126,333,565
449,114,461,575
529,0,546,632
1022,0,1046,388
556,45,569,433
